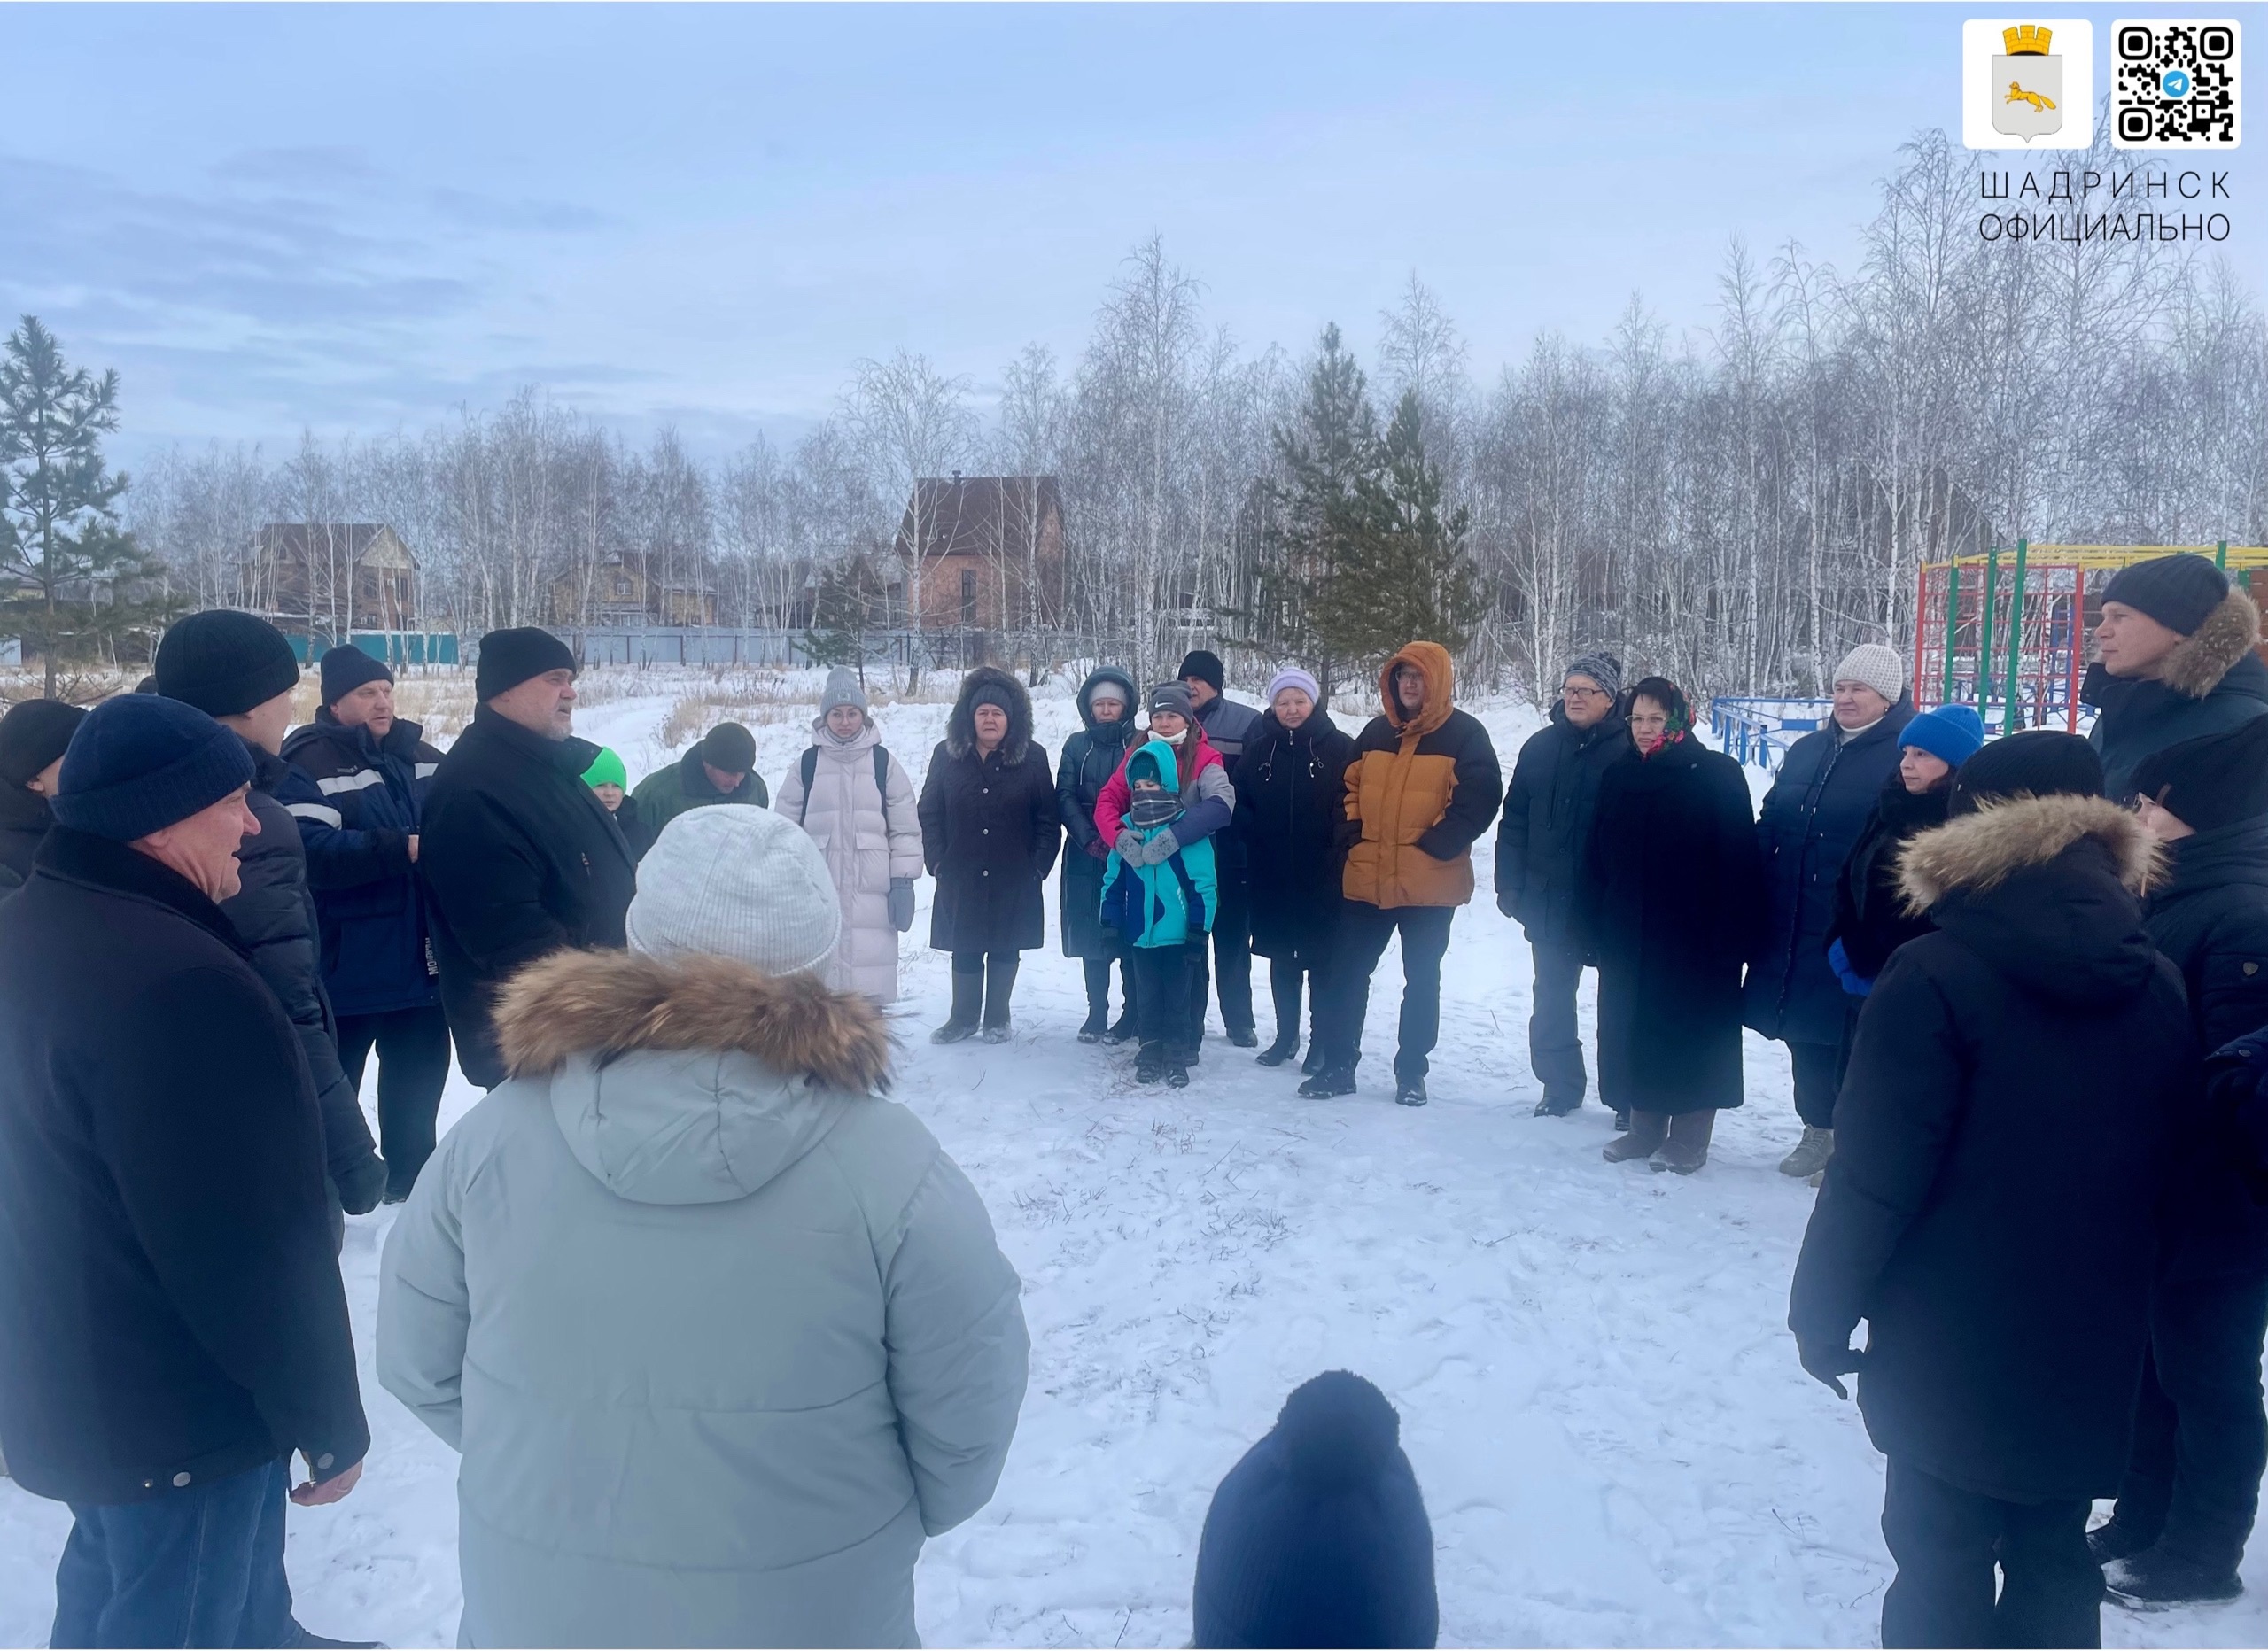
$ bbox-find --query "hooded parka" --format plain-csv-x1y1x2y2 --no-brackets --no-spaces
917,668,1061,956
1340,643,1503,911
1790,795,2198,1502
1056,667,1140,961
377,948,1029,1649
2087,589,2268,802
1235,705,1358,961
774,712,922,1002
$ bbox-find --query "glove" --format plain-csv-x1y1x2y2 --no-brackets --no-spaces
1798,1337,1866,1401
1827,938,1872,998
1085,838,1110,863
335,1151,388,1218
888,877,916,934
1138,833,1178,867
1115,829,1145,862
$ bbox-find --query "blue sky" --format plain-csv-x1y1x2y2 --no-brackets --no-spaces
6,3,2259,461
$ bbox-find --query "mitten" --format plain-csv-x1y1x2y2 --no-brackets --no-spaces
888,877,916,933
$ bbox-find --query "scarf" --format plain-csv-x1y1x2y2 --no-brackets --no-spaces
1153,726,1189,747
1130,793,1180,830
1638,729,1688,760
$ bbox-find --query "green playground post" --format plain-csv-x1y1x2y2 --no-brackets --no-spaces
1978,544,2000,722
1941,561,1961,705
2218,540,2230,570
2003,538,2029,731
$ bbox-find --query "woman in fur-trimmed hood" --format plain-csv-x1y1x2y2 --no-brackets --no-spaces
2085,554,2268,801
377,806,1029,1650
1790,732,2199,1650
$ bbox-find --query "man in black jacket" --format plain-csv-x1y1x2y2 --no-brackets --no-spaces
1181,649,1263,1047
0,694,369,1648
0,697,85,892
1790,732,2196,1650
154,610,387,1224
2085,553,2268,802
1495,652,1631,1117
420,627,636,1089
2094,716,2268,1604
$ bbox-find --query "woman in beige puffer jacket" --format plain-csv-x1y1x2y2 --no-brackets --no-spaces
775,669,924,1003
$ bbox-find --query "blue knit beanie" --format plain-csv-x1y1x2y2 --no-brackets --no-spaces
1192,1372,1438,1648
50,694,255,842
1899,704,1985,770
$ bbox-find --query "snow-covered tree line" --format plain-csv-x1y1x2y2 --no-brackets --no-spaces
124,129,2267,698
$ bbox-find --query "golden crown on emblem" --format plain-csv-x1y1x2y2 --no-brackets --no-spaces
2002,24,2053,55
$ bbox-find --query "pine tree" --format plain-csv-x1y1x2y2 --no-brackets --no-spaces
800,553,890,684
1312,388,1485,671
0,317,169,697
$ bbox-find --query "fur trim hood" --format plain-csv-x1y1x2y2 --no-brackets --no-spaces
1899,793,2161,913
1379,641,1456,740
495,947,891,1094
946,665,1036,763
2159,589,2264,700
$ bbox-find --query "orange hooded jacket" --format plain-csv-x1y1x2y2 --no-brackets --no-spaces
1339,641,1506,909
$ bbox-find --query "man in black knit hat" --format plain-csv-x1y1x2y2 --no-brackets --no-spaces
0,698,86,891
631,717,770,831
2085,553,2268,801
419,627,635,1089
155,610,386,1227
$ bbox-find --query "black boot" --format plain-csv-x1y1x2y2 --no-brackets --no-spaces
1135,1043,1166,1084
1395,1077,1428,1107
1104,959,1139,1043
1166,1062,1192,1089
1258,964,1302,1066
931,967,983,1044
1078,959,1111,1043
1299,1064,1358,1099
2088,1517,2160,1566
981,952,1020,1043
2107,1547,2245,1607
1256,1032,1300,1067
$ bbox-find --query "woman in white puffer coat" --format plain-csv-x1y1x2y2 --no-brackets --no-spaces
776,668,924,1003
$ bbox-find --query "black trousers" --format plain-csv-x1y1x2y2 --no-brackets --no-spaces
1529,940,1588,1105
1192,870,1254,1038
1081,956,1136,1023
1789,1037,1846,1130
1130,941,1205,1065
2113,1268,2268,1571
336,1003,453,1200
1317,901,1456,1081
1268,955,1332,1050
1879,1459,2101,1648
951,950,1021,1027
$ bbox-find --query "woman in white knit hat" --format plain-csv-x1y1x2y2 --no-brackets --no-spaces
377,804,1029,1648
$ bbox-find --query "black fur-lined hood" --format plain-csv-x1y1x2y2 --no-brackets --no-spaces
944,666,1037,764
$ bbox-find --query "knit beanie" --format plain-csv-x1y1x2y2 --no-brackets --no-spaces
580,747,628,792
1563,650,1624,701
969,682,1014,717
2101,554,2230,638
1950,730,2105,816
0,699,88,787
152,609,300,717
319,643,392,708
1266,668,1322,707
1192,1372,1439,1650
819,667,870,718
1832,643,1905,704
1899,704,1986,770
1148,681,1195,724
50,694,255,843
698,722,757,776
626,805,841,978
475,627,578,701
1179,649,1227,693
2131,715,2268,833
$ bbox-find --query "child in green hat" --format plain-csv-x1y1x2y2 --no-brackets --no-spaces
582,748,654,860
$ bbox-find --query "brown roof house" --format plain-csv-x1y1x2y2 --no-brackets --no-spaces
893,475,1065,646
245,523,419,639
549,558,719,629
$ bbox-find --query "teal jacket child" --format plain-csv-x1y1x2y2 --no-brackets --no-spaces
1101,739,1223,949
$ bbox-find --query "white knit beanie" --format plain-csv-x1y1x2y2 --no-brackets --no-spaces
626,806,841,978
1832,643,1905,703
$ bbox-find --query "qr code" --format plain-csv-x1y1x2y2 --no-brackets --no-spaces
2112,19,2241,147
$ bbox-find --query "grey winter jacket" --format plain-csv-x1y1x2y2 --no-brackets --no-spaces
774,717,922,1002
377,948,1029,1648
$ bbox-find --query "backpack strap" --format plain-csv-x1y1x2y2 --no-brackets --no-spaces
797,747,819,825
798,743,894,831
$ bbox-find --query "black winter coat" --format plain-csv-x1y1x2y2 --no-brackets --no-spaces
1236,709,1357,962
918,667,1061,955
1575,735,1763,1116
2085,587,2268,801
1192,693,1262,871
609,791,656,862
1790,794,2196,1503
0,780,53,893
1744,703,1915,1046
0,828,369,1507
418,707,637,1089
2145,818,2268,1278
231,740,384,1215
1824,772,1952,981
1057,667,1139,960
277,710,444,1019
1494,704,1634,950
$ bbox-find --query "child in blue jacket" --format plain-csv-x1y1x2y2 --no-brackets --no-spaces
1103,735,1227,1086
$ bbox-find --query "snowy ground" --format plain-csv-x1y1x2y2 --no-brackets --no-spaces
5,675,2265,1648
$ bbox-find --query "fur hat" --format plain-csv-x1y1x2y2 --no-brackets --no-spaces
2102,554,2230,638
1832,643,1905,704
626,805,840,979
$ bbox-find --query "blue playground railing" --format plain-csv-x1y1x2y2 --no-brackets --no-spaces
1710,696,1833,772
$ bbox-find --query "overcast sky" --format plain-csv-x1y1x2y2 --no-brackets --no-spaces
7,3,2259,463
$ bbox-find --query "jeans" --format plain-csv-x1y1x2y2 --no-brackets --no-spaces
1789,1037,1846,1131
336,1003,453,1199
1879,1458,2101,1648
52,1458,294,1649
1317,901,1456,1081
1192,872,1254,1037
1131,942,1205,1065
2112,1269,2268,1571
1528,941,1588,1105
951,950,1021,1027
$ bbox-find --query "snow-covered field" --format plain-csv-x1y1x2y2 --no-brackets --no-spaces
4,673,2263,1648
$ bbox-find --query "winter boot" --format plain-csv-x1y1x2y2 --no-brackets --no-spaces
979,953,1020,1043
1299,1065,1358,1100
1078,961,1111,1043
1534,1091,1583,1118
1603,1111,1668,1163
1228,1028,1258,1049
1301,1043,1326,1076
1256,1029,1301,1067
982,1022,1014,1044
1103,1010,1138,1044
1135,1044,1167,1085
1166,1063,1192,1089
930,969,983,1044
1395,1077,1428,1108
1613,1109,1631,1132
2106,1548,2245,1608
2088,1518,2162,1567
1651,1109,1718,1174
1778,1126,1835,1179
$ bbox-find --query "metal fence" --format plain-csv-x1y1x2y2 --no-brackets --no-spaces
1711,696,1832,771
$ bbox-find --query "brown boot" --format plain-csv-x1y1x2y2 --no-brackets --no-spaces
1651,1110,1718,1174
1602,1110,1668,1163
